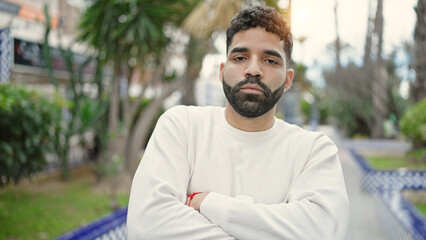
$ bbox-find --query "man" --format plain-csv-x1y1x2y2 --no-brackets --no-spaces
127,6,349,240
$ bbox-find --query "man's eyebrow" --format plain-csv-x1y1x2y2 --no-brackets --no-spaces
263,49,283,60
229,47,249,54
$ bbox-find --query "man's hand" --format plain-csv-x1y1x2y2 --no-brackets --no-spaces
187,192,209,211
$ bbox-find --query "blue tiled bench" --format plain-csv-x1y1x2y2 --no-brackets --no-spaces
349,148,426,240
54,207,127,240
376,188,426,240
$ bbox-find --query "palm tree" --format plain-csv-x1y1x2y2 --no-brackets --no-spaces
182,0,243,38
363,0,374,66
413,0,426,102
370,0,388,138
333,0,342,69
182,0,282,38
78,0,195,170
362,0,388,138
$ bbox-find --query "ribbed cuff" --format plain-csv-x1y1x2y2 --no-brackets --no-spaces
200,192,233,228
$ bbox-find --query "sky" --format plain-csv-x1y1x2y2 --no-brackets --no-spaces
198,0,418,91
288,0,418,87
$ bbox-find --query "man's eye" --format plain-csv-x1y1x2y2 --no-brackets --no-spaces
234,56,245,61
266,59,278,65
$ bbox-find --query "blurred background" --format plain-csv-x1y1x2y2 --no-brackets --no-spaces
0,0,425,239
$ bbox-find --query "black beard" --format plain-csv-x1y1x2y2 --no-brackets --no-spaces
222,75,285,118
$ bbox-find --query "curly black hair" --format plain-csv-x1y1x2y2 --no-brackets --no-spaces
226,6,293,63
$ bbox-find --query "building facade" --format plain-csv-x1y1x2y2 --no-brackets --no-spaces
0,0,87,85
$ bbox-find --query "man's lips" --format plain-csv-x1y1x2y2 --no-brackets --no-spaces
239,84,264,94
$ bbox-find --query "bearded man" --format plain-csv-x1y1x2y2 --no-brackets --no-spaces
127,5,349,240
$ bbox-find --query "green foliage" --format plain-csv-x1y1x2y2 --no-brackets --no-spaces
77,97,108,135
294,63,308,84
42,4,109,180
0,85,62,188
317,101,331,124
94,154,125,177
400,98,426,144
300,94,331,125
400,98,426,161
323,64,373,136
78,0,193,66
263,0,281,10
323,52,410,137
300,98,310,120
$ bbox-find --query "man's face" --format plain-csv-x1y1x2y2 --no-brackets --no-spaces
220,27,294,118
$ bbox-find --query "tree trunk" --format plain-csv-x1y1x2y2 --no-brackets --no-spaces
108,65,121,136
180,70,198,105
371,66,388,138
125,84,180,172
363,0,374,66
334,0,342,69
103,63,125,168
413,0,426,102
181,37,212,106
371,0,387,138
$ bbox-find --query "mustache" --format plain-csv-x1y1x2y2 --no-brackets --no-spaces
234,76,271,95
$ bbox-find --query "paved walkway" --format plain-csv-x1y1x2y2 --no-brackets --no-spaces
308,125,387,240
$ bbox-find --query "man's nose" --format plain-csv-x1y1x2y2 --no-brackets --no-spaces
244,59,263,78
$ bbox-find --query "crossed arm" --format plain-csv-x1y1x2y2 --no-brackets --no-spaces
186,192,209,210
126,109,349,240
185,150,349,240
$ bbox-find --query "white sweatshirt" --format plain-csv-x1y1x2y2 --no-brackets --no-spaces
127,105,349,240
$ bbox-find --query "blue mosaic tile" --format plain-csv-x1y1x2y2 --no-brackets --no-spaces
349,148,426,240
54,207,127,240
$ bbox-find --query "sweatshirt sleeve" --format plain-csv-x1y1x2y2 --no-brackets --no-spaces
200,134,349,240
127,106,235,240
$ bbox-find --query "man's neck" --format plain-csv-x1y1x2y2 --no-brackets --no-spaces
224,102,276,132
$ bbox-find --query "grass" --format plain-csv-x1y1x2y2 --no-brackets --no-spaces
365,156,426,170
416,203,426,217
0,174,129,240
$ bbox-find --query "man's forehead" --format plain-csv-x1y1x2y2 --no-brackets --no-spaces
228,27,285,55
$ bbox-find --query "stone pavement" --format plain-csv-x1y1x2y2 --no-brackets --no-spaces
338,148,387,240
307,125,387,240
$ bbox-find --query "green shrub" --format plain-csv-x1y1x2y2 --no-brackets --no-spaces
0,85,61,188
300,96,331,125
400,98,426,161
300,98,310,124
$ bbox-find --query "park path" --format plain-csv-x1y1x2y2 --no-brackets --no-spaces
312,125,388,240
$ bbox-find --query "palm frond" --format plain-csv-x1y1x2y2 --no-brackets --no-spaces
182,0,243,38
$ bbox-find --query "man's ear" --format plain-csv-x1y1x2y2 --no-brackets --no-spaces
283,69,294,92
219,62,225,82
